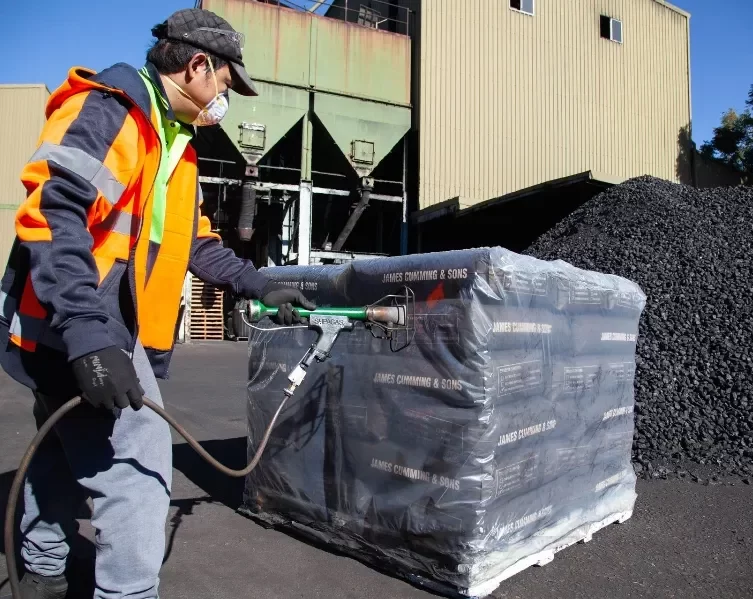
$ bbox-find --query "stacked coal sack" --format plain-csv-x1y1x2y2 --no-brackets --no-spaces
241,247,645,597
525,176,753,480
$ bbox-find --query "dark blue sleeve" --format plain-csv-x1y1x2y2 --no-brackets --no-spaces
188,237,270,299
20,89,132,361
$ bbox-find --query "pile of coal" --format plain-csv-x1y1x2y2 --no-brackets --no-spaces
526,176,753,479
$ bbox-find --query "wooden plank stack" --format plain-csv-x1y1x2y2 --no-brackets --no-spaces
188,276,224,341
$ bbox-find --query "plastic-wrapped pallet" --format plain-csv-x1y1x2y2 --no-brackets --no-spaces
240,247,645,598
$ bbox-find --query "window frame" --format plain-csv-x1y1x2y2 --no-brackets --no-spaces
600,15,623,44
510,0,535,17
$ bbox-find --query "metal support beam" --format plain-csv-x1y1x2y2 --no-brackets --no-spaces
400,136,408,255
301,102,313,181
332,177,374,251
370,193,403,203
256,183,300,193
311,250,385,262
199,176,243,185
281,197,293,261
314,187,347,196
401,191,408,255
199,177,403,203
298,180,312,266
296,104,314,266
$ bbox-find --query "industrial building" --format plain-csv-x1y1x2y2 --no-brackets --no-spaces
187,1,697,320
3,0,744,341
189,0,701,257
411,0,695,251
0,84,50,271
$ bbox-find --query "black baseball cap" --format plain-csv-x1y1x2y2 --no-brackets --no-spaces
153,8,258,96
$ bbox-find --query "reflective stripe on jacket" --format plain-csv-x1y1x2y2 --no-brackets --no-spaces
0,62,268,391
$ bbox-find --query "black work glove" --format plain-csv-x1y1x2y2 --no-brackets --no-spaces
260,283,316,326
71,346,145,412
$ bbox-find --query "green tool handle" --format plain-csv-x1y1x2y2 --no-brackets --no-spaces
248,300,368,322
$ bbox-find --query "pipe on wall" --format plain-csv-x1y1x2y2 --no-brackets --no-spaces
332,182,373,251
237,180,257,242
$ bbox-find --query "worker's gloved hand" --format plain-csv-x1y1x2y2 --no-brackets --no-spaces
260,283,316,326
71,346,145,412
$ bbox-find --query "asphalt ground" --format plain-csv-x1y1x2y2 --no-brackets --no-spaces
1,341,752,599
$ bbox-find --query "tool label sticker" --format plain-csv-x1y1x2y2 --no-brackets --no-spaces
310,314,350,328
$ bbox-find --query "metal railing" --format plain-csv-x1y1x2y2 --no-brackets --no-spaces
269,0,413,36
195,0,413,36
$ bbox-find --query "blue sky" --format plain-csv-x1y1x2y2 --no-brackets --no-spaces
1,0,750,147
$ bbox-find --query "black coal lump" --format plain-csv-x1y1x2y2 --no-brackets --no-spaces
525,176,753,479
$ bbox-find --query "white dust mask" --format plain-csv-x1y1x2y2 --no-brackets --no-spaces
166,56,229,127
193,91,229,127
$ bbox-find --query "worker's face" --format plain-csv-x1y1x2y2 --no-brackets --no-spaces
167,53,233,126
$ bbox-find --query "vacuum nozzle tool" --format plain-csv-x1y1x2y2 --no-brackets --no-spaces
245,285,415,398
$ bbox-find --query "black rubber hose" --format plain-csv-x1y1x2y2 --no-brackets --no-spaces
4,394,289,598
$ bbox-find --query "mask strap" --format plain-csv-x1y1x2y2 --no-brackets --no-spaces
206,56,219,98
163,55,219,109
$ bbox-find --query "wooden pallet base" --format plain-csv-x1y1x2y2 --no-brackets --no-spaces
462,510,633,598
189,277,224,340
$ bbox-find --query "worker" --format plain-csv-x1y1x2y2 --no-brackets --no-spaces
0,8,314,599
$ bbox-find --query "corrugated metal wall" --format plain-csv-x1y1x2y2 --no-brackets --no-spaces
418,0,691,209
0,85,49,268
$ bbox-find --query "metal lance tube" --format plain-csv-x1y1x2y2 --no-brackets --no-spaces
237,180,256,242
366,305,405,326
246,301,368,323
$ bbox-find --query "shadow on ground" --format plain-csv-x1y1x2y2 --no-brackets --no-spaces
171,437,248,510
1,437,248,598
170,438,451,599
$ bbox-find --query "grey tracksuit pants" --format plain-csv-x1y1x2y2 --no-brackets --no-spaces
20,341,172,599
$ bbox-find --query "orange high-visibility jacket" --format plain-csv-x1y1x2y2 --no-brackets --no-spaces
0,62,268,394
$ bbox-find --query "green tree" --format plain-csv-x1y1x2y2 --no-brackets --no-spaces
700,84,753,174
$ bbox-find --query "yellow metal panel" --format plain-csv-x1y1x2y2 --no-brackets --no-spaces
0,84,49,268
203,0,411,106
0,211,17,272
418,0,692,210
312,17,411,106
204,0,313,88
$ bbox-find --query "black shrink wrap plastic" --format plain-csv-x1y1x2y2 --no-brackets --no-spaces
241,247,645,597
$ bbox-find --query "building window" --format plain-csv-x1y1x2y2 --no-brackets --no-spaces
358,6,381,29
510,0,535,16
600,15,623,43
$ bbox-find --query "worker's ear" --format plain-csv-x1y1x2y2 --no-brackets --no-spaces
187,53,209,81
